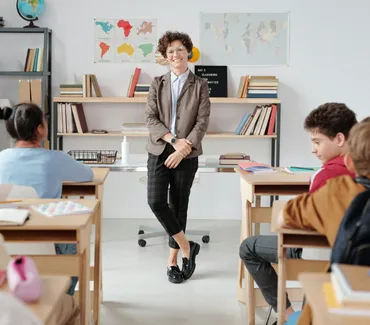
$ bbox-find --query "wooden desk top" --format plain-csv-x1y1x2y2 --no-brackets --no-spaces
1,275,70,324
63,167,109,186
299,273,370,325
0,199,98,230
234,168,312,185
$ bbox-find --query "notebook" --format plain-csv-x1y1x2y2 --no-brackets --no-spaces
0,209,30,226
331,263,370,303
238,161,276,173
31,201,93,217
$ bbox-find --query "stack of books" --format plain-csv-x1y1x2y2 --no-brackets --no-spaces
59,84,83,97
324,263,370,316
121,123,148,134
234,104,277,136
247,76,278,99
59,74,102,97
219,153,250,165
133,84,150,98
235,75,278,99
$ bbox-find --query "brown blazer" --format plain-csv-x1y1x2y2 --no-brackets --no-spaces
145,70,211,158
282,175,366,325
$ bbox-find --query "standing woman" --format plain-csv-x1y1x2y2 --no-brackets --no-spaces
145,31,211,283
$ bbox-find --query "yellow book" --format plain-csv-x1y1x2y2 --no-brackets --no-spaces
323,282,370,316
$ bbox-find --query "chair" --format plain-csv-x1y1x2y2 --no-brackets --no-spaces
0,184,56,255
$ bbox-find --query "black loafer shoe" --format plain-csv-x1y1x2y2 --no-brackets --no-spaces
167,265,184,284
182,241,200,280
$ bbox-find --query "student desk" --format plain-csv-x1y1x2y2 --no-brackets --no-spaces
0,198,98,325
1,275,70,325
234,169,312,325
271,201,330,325
62,167,109,323
299,273,370,325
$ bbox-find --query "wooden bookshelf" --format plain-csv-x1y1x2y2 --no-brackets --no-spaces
53,96,281,104
57,131,277,139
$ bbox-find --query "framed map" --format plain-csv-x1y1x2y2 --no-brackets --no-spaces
200,13,289,66
94,18,157,63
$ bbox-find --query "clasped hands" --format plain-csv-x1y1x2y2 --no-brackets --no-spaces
165,138,192,169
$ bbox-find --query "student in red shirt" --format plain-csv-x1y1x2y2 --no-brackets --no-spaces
239,102,357,324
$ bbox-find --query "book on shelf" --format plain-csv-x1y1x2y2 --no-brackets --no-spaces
24,48,43,72
234,104,277,136
219,153,251,165
127,68,141,97
121,123,148,134
60,74,102,98
57,103,88,134
235,75,278,99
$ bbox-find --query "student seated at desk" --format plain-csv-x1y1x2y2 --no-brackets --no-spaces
278,119,370,325
0,103,93,296
239,103,357,324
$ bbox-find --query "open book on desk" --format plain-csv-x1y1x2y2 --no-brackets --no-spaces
31,201,93,217
0,209,30,226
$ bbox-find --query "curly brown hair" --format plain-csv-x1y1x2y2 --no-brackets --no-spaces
348,119,370,176
304,102,357,139
157,31,193,58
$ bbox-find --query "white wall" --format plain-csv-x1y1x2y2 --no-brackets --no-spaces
0,0,369,220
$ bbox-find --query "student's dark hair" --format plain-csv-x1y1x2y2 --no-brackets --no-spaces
157,31,193,58
304,102,357,139
2,103,44,141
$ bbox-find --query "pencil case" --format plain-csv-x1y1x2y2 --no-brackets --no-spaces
7,256,41,302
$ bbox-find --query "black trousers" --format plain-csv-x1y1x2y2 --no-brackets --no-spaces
147,144,198,249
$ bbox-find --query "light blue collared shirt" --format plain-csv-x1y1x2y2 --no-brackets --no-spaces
170,69,190,136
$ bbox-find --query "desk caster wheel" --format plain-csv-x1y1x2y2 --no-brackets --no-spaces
202,235,210,243
138,230,144,235
138,239,146,247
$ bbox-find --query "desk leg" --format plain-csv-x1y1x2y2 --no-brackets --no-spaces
277,233,287,325
254,196,261,236
93,194,103,325
79,226,91,325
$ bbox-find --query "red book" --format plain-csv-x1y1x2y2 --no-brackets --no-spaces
128,68,141,97
267,104,277,135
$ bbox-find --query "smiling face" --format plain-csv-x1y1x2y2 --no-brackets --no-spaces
166,39,189,72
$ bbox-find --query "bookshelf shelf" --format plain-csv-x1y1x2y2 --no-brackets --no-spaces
0,71,51,76
52,96,280,104
52,94,281,169
0,28,51,34
57,131,277,139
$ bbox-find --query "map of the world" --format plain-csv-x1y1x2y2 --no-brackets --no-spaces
200,13,289,66
94,18,157,63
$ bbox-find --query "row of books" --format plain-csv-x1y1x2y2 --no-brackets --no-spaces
236,75,278,99
234,104,277,136
59,74,102,97
132,84,150,98
57,103,88,134
24,48,43,72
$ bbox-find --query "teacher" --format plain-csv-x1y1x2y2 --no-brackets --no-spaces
145,31,211,284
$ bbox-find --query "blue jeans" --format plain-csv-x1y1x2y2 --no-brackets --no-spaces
55,243,78,296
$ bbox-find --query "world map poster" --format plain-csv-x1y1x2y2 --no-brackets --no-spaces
94,18,157,63
200,13,289,66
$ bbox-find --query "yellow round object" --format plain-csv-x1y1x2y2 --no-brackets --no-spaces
189,46,200,62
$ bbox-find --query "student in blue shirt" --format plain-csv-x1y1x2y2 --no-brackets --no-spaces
0,103,93,295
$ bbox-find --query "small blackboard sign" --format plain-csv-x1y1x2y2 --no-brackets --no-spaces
194,65,227,97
